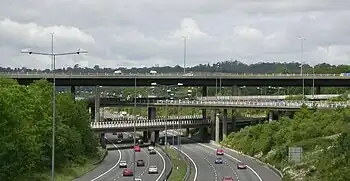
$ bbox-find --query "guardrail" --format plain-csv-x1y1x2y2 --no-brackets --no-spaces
181,149,191,181
0,71,345,77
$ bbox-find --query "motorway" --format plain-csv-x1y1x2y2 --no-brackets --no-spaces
74,133,169,181
165,130,281,181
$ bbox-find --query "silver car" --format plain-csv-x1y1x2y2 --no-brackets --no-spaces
148,166,158,174
119,161,127,168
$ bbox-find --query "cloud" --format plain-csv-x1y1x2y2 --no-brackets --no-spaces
1,0,350,69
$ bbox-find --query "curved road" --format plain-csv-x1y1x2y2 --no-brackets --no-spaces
166,130,281,181
74,133,167,181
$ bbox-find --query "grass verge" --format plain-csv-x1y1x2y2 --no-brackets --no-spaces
24,147,105,181
166,147,188,181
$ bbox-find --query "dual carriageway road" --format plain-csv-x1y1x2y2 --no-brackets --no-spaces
74,133,168,181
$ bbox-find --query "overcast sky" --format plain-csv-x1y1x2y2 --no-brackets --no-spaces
1,0,350,69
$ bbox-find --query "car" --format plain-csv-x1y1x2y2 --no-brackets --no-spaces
216,149,224,155
134,178,142,181
148,166,158,174
134,145,141,152
119,161,127,168
122,168,133,176
149,149,156,155
237,162,247,169
148,146,154,151
128,134,133,139
138,139,143,145
222,176,234,181
116,139,122,144
136,159,145,166
215,157,223,164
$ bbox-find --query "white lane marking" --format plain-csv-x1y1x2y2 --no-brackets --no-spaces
138,148,150,178
91,137,122,181
203,156,218,181
198,143,263,181
172,146,198,181
113,148,134,180
155,148,166,181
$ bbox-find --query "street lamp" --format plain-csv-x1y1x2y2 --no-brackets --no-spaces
183,36,187,74
298,37,306,102
312,66,315,98
150,82,183,151
133,77,137,180
20,33,87,181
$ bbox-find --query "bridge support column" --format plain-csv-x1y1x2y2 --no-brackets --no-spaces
231,109,237,132
148,107,156,119
71,86,76,100
143,131,148,141
185,128,190,137
202,86,207,96
215,112,220,143
94,86,101,122
152,130,160,143
316,87,321,94
269,111,273,122
90,106,95,121
232,85,239,96
200,109,208,142
210,110,216,139
222,109,228,139
100,133,106,149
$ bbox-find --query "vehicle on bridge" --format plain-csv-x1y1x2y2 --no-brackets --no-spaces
215,157,223,164
122,168,133,176
136,159,145,166
216,148,224,155
119,161,127,168
148,166,158,174
116,139,122,144
222,176,234,181
237,162,247,169
134,145,141,152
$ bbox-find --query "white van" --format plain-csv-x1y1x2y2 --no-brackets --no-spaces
114,70,122,74
150,70,157,74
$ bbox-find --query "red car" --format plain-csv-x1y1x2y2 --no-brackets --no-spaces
122,168,133,176
134,145,141,152
222,176,234,181
237,162,247,169
216,149,224,155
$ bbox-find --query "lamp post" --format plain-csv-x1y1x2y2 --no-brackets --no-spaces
298,37,306,102
133,77,137,180
20,33,87,181
151,82,183,152
183,36,187,74
312,66,315,98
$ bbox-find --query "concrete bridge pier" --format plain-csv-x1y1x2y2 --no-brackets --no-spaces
210,109,216,140
185,128,190,137
222,109,228,139
268,111,273,122
71,86,75,100
148,107,156,120
100,133,106,149
231,109,237,132
94,86,101,122
151,130,160,143
142,131,150,141
199,109,209,142
215,112,220,142
90,106,95,121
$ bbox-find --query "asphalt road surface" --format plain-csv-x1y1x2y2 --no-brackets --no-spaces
165,130,281,181
74,133,167,181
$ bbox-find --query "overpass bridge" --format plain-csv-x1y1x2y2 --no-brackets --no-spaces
2,72,350,87
199,94,345,101
87,98,348,110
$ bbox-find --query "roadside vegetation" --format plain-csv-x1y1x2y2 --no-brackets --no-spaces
166,147,188,181
0,78,101,181
221,107,350,181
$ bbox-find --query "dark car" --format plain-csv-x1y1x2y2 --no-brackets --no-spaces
136,159,145,166
237,162,247,169
215,157,223,164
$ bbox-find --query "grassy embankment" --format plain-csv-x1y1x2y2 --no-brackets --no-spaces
221,107,350,181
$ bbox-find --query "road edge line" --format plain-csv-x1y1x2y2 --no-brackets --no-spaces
172,146,198,181
155,148,166,181
90,137,122,181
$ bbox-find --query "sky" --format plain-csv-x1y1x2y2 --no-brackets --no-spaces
1,0,350,70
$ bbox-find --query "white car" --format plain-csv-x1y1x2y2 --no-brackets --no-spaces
134,179,142,181
148,146,154,151
119,161,127,168
148,166,158,174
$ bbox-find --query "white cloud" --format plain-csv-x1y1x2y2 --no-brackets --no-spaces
1,0,350,69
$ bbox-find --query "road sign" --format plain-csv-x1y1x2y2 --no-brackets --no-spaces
288,147,303,163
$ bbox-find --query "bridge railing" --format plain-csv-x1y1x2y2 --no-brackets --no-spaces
0,71,343,77
91,119,208,129
102,115,203,121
